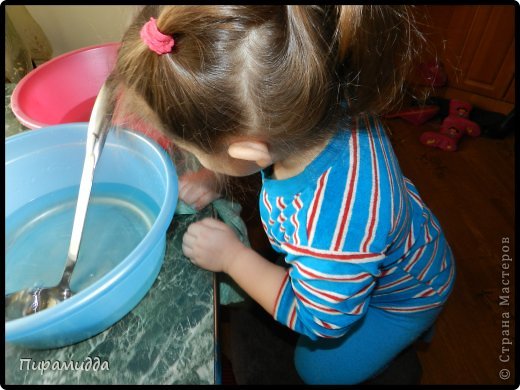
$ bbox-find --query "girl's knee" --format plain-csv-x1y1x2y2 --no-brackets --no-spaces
294,355,380,384
294,339,381,384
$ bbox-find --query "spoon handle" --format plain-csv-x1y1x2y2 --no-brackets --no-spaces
60,84,111,287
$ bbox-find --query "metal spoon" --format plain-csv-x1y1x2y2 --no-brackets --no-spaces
5,84,111,320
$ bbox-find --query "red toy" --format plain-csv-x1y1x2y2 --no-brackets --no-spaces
418,60,448,88
420,100,480,151
384,105,440,126
449,99,472,118
383,60,447,126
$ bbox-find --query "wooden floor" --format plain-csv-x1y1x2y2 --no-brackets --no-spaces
227,116,515,386
387,117,515,385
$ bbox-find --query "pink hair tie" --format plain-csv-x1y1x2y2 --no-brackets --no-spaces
140,17,175,55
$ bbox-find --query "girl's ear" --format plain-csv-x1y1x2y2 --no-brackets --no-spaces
227,141,274,168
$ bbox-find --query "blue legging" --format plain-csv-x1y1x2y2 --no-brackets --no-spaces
294,306,443,384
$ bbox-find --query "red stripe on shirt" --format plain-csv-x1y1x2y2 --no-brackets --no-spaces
349,300,366,315
283,242,384,263
298,280,346,302
263,190,272,213
307,170,329,244
376,302,441,313
361,122,380,252
333,130,359,251
294,291,342,314
272,271,290,317
376,274,413,291
288,302,297,329
292,261,372,282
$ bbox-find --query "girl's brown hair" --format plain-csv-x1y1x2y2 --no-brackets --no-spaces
109,5,423,157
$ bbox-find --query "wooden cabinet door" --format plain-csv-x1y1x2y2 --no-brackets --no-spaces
416,5,515,113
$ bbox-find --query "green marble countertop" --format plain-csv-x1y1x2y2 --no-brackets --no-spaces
5,83,26,137
4,84,220,384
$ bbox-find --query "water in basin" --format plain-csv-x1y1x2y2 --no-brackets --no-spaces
5,183,160,296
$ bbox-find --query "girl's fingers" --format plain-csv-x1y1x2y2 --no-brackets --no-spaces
182,186,205,207
182,233,195,257
181,186,218,210
182,242,193,257
193,191,219,210
182,231,196,246
198,217,228,230
184,220,215,243
178,169,221,210
178,180,195,203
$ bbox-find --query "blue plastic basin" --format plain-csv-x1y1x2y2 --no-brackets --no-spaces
5,123,178,349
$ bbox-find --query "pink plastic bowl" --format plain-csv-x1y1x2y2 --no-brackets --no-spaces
10,42,172,150
11,43,120,129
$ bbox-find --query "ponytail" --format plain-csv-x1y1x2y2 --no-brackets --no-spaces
334,6,363,62
334,5,423,115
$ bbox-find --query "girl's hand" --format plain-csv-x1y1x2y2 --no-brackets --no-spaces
178,168,221,210
182,218,245,273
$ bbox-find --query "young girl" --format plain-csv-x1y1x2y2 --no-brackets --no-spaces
107,5,455,384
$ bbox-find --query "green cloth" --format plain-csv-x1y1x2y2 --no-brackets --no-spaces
171,146,249,305
175,199,248,305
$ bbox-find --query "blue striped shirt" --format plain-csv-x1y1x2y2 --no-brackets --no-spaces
259,115,455,340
